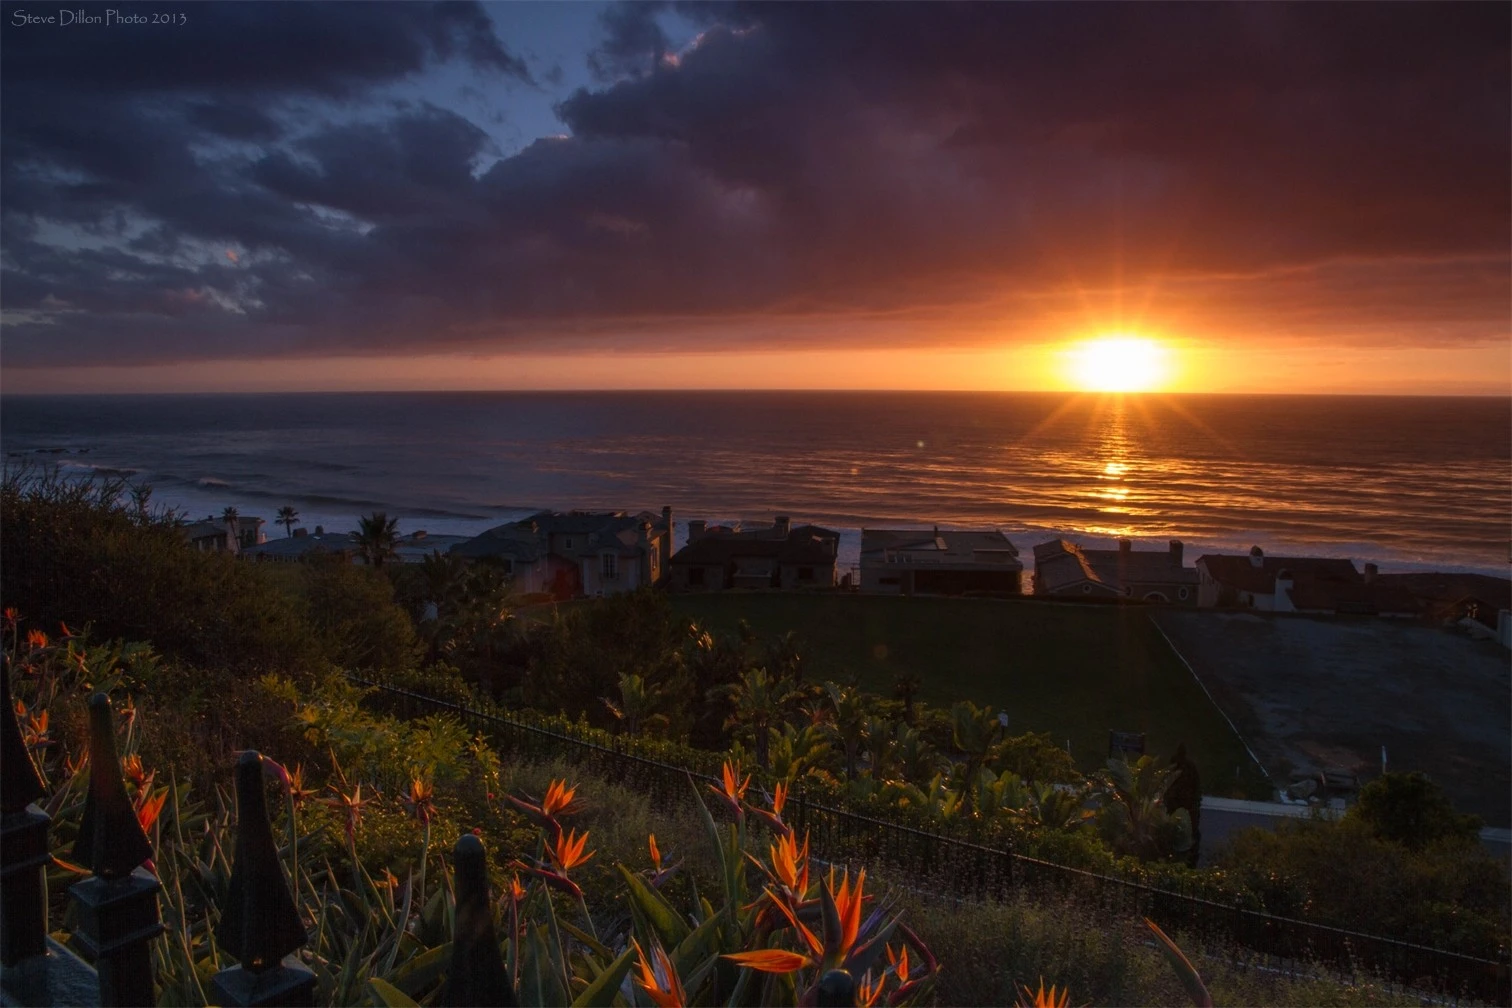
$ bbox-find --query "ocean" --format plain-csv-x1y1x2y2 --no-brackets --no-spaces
2,391,1508,577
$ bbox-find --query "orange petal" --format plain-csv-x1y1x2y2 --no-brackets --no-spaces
723,949,813,974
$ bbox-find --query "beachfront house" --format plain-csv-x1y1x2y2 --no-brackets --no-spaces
241,528,472,565
859,527,1022,596
1033,538,1197,603
1373,572,1512,628
667,516,839,591
1196,547,1418,615
452,508,674,599
180,515,266,553
239,526,356,562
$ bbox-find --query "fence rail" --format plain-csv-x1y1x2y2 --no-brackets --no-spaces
351,675,1512,1006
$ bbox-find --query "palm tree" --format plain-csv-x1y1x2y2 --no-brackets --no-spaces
276,505,300,537
221,506,240,553
949,700,1009,813
714,667,788,769
1098,755,1193,860
825,683,869,780
893,672,922,725
601,672,668,737
351,512,400,568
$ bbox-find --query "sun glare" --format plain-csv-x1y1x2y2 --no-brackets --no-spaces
1067,335,1170,392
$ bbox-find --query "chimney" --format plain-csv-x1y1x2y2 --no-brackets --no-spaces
660,506,674,570
1118,538,1132,556
1364,562,1378,583
688,519,707,542
1169,540,1184,566
315,525,324,535
774,515,792,538
1249,545,1264,568
294,528,308,538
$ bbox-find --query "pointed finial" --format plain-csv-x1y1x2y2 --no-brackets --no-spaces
1,658,46,813
216,751,307,971
72,693,152,878
442,833,515,1007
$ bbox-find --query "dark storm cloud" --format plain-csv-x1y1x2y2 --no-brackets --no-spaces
2,1,1507,367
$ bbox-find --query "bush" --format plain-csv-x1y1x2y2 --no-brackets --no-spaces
1216,816,1509,957
298,552,422,674
1347,771,1483,851
1,468,322,676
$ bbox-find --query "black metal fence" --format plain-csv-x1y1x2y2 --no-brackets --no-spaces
353,675,1512,1006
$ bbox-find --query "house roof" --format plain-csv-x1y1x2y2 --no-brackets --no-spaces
241,532,353,558
672,528,837,567
454,510,668,561
1285,578,1420,615
1197,552,1360,594
391,534,472,563
862,528,1020,560
450,523,547,561
1084,549,1196,588
1035,552,1120,594
1375,572,1512,613
181,515,265,540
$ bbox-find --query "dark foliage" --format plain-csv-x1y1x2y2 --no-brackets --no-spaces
1,468,320,675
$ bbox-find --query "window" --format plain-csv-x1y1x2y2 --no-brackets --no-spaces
797,566,814,582
879,576,900,586
601,553,618,578
1081,584,1092,594
1178,587,1189,600
564,537,574,550
688,567,705,586
500,559,514,576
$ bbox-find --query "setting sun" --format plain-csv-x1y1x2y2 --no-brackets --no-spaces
1066,336,1170,392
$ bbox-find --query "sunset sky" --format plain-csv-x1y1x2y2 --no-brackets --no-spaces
2,2,1508,394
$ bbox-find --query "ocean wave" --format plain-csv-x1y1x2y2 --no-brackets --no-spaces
57,461,139,478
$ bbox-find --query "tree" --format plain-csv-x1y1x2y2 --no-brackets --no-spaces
1347,771,1482,851
301,551,422,673
221,506,240,552
351,512,400,568
277,505,300,537
825,683,870,780
893,673,922,726
716,667,789,769
948,701,1008,813
2,468,320,675
1097,755,1192,861
601,672,669,737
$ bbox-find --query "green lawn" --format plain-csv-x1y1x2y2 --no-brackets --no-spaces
671,593,1272,799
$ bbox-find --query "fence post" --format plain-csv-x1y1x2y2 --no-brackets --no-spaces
69,693,163,1008
443,833,516,1007
211,751,316,1007
1,664,50,968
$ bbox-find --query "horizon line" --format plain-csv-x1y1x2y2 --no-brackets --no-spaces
2,387,1509,399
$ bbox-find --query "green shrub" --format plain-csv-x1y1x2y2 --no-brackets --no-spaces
1347,771,1483,851
1,468,323,675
